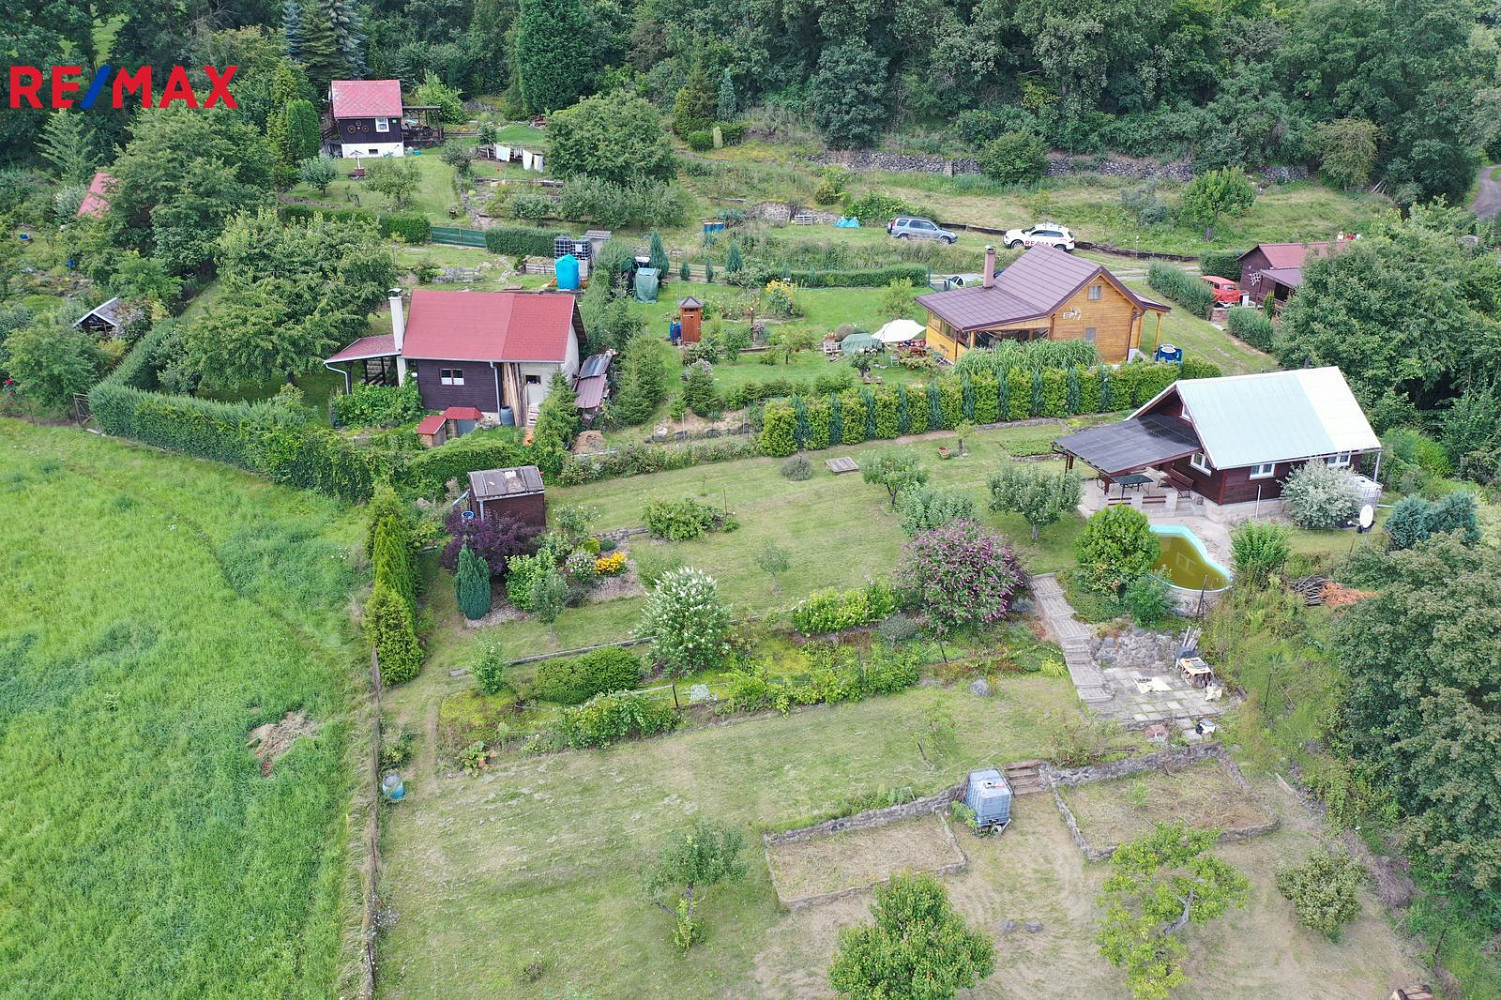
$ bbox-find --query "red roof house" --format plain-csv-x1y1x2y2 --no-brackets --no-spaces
77,171,115,218
1237,238,1354,306
328,80,406,158
325,289,584,425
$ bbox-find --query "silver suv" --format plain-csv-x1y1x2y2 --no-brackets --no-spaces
1003,222,1075,251
888,217,957,244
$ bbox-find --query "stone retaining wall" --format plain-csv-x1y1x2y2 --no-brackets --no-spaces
805,150,1308,186
1043,743,1280,861
764,782,965,847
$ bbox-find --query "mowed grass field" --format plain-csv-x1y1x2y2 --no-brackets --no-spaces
0,422,365,999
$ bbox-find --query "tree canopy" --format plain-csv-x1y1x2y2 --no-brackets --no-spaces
548,91,677,186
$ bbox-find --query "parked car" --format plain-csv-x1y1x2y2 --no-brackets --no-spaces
1002,223,1075,251
1200,274,1241,304
888,217,957,244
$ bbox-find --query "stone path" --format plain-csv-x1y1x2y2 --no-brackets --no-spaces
1031,573,1112,704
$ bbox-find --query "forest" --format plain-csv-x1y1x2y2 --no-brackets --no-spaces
4,0,1501,205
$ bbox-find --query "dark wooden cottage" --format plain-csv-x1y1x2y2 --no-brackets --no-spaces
468,465,547,531
1055,367,1380,507
328,79,405,159
1236,239,1358,307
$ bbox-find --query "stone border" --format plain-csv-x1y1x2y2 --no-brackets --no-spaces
1042,743,1280,862
764,810,970,910
764,782,965,847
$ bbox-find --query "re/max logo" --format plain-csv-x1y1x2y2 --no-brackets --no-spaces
7,65,238,110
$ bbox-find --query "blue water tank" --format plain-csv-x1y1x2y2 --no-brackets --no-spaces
556,253,581,290
498,406,516,426
964,769,1012,828
381,771,405,801
1155,343,1183,364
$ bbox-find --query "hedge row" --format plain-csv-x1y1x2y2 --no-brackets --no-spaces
97,320,175,392
1147,261,1215,319
727,261,930,290
393,430,528,498
556,436,758,486
279,203,431,243
759,361,1213,457
1198,248,1245,282
1226,307,1274,350
533,647,643,705
723,371,855,410
90,382,388,501
484,224,565,256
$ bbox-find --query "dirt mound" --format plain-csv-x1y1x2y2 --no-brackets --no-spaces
572,430,607,454
247,709,317,776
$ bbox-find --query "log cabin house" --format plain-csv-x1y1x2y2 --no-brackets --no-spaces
328,79,405,158
915,245,1169,365
1054,367,1380,507
324,289,583,426
1236,237,1357,308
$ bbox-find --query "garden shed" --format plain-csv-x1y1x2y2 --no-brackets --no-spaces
468,464,547,530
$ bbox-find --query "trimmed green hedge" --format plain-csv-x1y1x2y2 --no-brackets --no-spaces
802,263,930,288
1226,307,1274,350
90,383,386,501
279,203,431,243
1198,248,1245,282
484,225,564,256
393,429,527,498
758,360,1211,457
532,647,644,705
1147,261,1215,319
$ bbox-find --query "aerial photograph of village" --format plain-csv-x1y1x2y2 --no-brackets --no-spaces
2,1,1499,997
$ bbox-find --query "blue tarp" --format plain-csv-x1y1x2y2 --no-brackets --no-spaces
835,217,861,228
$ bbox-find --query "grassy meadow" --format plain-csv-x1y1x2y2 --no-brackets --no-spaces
0,421,366,999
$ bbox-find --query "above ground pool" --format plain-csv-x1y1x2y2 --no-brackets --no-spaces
1150,524,1232,592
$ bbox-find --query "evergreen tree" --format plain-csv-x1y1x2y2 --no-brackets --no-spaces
672,58,716,137
298,1,346,96
324,0,367,77
647,229,670,275
724,240,743,273
455,543,492,621
372,514,417,611
364,582,423,685
269,99,321,171
530,371,581,476
612,331,669,425
516,0,595,113
716,68,737,121
39,112,98,184
282,0,304,59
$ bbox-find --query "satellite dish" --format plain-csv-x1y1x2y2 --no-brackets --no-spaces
1358,504,1374,530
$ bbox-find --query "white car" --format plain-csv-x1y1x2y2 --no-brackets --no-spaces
1003,223,1075,252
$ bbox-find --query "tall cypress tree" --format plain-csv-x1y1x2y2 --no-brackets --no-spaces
716,68,737,121
298,2,346,98
647,229,670,275
515,0,595,113
455,544,492,621
324,0,367,77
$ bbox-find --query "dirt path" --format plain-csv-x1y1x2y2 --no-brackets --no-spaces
1472,164,1501,221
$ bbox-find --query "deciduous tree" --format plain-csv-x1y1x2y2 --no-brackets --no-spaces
988,465,1083,540
829,873,994,1000
548,91,676,186
1097,823,1249,1000
862,450,929,509
1075,504,1159,593
645,820,748,952
896,519,1021,633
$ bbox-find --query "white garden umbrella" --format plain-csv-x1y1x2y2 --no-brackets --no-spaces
873,319,924,345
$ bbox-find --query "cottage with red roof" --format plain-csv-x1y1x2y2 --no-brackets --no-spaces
916,245,1169,365
325,289,583,425
77,171,115,219
1236,236,1356,308
328,79,405,159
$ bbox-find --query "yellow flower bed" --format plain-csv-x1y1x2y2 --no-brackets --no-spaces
594,552,627,576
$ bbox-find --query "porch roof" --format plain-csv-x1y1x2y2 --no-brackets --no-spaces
326,334,397,363
1054,413,1202,476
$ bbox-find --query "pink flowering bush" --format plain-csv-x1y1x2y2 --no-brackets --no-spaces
895,519,1022,632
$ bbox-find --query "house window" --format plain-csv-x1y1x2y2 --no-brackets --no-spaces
1088,284,1102,301
1249,462,1276,479
375,118,390,133
1190,452,1211,474
440,368,464,386
1083,327,1097,343
1326,451,1352,467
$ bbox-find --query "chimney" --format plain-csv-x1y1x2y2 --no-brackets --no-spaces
389,288,408,385
983,245,996,288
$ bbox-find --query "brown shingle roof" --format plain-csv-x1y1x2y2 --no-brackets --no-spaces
916,245,1165,332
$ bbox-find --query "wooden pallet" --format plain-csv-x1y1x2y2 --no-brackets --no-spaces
1002,760,1047,795
825,457,860,474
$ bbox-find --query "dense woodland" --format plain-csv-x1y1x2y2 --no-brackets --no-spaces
4,0,1501,203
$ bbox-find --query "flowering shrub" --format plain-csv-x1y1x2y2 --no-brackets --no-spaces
762,278,797,317
565,549,599,585
895,519,1022,632
790,581,898,635
643,497,722,540
595,551,628,575
637,567,733,677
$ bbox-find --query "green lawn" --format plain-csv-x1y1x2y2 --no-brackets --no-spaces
0,421,365,998
287,154,461,222
375,670,1082,1000
1122,278,1276,375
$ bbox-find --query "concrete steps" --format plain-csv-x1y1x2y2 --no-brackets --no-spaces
1031,572,1112,704
1003,760,1048,795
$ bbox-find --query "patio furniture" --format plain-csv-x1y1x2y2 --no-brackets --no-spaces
1178,656,1214,688
1117,473,1153,492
